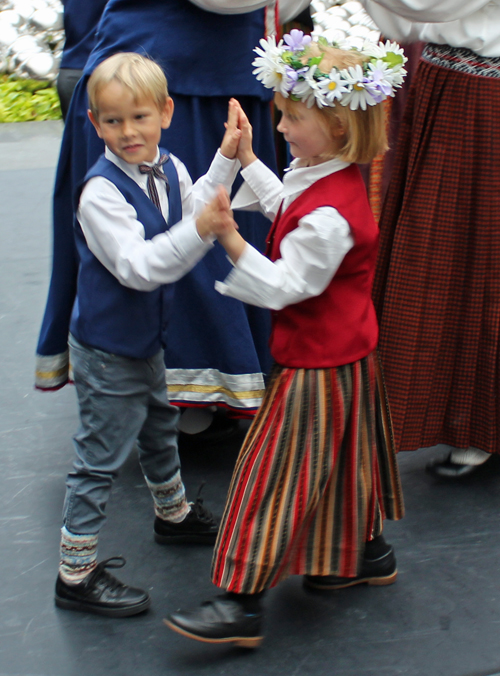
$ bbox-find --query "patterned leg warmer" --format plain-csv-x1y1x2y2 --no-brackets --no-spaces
59,526,98,584
146,470,190,523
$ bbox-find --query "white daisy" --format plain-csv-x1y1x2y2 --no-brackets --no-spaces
339,65,377,111
290,65,320,107
315,67,350,107
252,36,287,91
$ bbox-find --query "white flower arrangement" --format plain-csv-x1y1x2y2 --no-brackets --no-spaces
252,30,408,111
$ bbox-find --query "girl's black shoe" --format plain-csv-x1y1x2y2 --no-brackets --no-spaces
165,597,263,648
304,540,397,590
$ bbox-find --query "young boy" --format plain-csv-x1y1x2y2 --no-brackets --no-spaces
54,52,241,618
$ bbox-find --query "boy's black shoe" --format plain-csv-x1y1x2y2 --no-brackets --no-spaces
304,542,397,590
164,597,263,648
55,556,151,617
154,485,219,544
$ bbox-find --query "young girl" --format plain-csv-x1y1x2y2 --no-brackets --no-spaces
165,31,407,648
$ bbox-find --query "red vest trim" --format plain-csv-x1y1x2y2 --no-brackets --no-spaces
268,164,379,368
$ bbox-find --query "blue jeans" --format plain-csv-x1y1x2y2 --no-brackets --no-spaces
63,335,181,534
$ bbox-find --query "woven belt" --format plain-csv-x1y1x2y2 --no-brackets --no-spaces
422,42,500,79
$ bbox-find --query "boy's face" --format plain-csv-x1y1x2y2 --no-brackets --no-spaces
88,80,174,164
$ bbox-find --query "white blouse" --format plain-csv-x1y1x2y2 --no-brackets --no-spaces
360,0,500,57
78,147,239,292
187,0,311,23
215,158,355,311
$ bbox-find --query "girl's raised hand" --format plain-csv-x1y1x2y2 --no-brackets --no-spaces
220,99,242,160
234,101,257,168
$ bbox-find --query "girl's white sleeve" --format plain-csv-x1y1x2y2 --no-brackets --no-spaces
231,159,284,220
174,151,240,219
215,207,354,310
360,0,490,23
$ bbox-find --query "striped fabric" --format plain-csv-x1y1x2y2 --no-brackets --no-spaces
373,46,500,455
138,154,170,211
211,353,404,594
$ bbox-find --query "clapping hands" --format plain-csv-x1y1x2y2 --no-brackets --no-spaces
196,186,236,240
220,98,257,168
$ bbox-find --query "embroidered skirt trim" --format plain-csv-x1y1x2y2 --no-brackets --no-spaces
422,43,500,79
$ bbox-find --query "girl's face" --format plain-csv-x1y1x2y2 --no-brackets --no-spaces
275,96,342,166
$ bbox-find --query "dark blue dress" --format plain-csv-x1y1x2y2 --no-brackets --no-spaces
37,0,275,415
60,0,109,69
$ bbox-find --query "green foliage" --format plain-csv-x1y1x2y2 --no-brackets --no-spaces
0,76,61,123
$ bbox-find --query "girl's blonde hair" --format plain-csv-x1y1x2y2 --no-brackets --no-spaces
87,52,169,118
283,44,388,164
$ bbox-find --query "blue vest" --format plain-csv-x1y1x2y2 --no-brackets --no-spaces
69,151,182,359
87,0,271,100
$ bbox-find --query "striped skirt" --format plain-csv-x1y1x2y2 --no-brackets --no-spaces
211,353,404,594
373,44,500,454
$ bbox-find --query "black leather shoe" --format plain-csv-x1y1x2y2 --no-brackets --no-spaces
154,484,219,544
304,545,397,591
164,597,263,648
55,556,151,617
426,452,492,479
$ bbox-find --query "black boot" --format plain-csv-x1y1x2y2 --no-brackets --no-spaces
55,557,151,617
165,592,264,648
304,535,397,590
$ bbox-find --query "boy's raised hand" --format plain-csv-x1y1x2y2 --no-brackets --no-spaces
220,99,242,160
196,186,236,240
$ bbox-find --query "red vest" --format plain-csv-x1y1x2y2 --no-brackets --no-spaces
267,164,379,368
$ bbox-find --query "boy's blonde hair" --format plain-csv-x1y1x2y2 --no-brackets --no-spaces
87,52,169,118
283,44,389,165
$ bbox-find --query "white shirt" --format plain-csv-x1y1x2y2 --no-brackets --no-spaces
78,147,239,292
215,158,355,311
187,0,311,23
360,0,500,57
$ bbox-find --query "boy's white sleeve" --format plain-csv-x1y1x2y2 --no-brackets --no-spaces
78,176,213,292
215,207,354,310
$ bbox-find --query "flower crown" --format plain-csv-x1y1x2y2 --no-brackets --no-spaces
252,29,407,111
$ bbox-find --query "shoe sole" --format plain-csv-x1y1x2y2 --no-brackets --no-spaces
163,618,263,648
304,570,397,591
55,595,151,617
154,533,218,545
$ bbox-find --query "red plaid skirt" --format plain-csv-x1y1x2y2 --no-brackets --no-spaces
373,44,500,454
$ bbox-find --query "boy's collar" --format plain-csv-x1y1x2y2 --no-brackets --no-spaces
104,146,161,173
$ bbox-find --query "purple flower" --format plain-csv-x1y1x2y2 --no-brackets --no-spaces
283,29,312,52
284,65,308,92
364,67,393,102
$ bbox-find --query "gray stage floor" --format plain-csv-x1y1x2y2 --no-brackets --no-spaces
1,120,500,676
